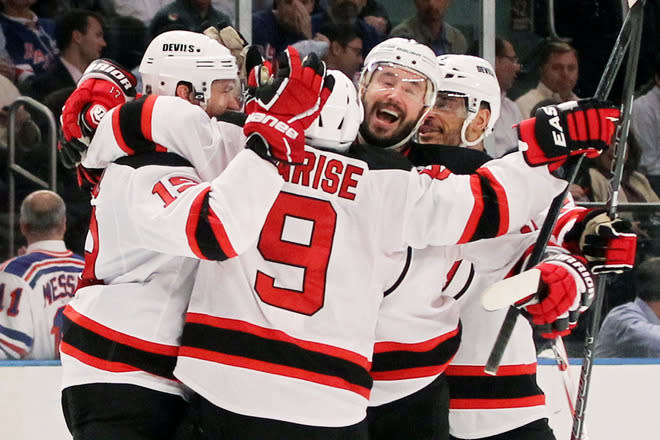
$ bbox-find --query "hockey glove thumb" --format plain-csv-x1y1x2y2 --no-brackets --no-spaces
516,253,595,339
518,99,620,171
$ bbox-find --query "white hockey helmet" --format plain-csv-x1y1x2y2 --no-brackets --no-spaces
305,70,363,152
358,38,440,149
435,54,501,147
139,30,239,105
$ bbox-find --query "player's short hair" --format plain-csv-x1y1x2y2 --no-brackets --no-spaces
320,22,363,47
55,8,105,51
635,257,660,303
19,190,66,234
539,40,578,68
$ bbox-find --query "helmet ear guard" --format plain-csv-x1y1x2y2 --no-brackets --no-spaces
305,70,363,152
139,30,240,105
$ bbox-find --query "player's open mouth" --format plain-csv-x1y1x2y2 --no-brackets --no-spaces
376,108,400,124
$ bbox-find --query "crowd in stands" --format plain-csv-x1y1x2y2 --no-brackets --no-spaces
0,0,659,361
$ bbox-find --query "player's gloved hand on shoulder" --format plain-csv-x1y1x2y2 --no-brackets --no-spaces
516,253,595,338
243,46,334,165
565,209,637,274
59,58,137,168
518,99,620,171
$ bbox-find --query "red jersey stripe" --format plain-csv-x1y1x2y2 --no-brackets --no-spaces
450,394,545,409
112,108,134,155
458,175,484,244
374,326,461,354
446,363,537,376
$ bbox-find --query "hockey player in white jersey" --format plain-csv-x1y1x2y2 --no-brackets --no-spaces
58,36,622,439
365,54,635,440
0,190,84,360
58,31,333,440
167,45,615,436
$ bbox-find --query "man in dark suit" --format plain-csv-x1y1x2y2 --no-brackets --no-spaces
20,9,106,103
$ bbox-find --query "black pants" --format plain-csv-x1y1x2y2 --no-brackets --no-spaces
62,383,188,440
187,393,369,440
367,375,450,440
449,418,556,440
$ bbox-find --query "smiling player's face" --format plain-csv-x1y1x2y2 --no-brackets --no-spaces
361,65,428,147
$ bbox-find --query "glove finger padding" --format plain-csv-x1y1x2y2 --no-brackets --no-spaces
61,58,136,145
578,211,637,273
517,253,595,339
243,46,332,165
518,99,620,170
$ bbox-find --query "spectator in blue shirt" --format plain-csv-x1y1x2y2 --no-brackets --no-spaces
595,257,660,358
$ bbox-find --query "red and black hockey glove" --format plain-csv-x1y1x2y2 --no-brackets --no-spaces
565,210,637,274
243,46,334,164
516,252,595,339
518,99,620,171
59,58,137,169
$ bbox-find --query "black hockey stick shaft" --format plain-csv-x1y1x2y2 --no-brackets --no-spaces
571,3,645,439
484,4,638,376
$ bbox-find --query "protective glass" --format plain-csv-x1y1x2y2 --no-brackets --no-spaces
433,91,468,117
368,63,430,104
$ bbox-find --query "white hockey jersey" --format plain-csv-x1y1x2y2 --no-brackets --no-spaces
446,201,587,439
0,241,84,359
59,95,284,397
173,145,568,428
371,144,588,438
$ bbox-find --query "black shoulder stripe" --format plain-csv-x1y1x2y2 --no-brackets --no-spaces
118,96,156,154
470,174,501,241
114,152,192,169
193,194,230,261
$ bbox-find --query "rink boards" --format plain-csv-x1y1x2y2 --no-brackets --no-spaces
1,359,659,439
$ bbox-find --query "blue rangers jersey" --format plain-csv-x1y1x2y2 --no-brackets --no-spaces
0,13,57,82
0,241,83,359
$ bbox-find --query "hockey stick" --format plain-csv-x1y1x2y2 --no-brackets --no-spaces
484,4,638,376
571,2,645,439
